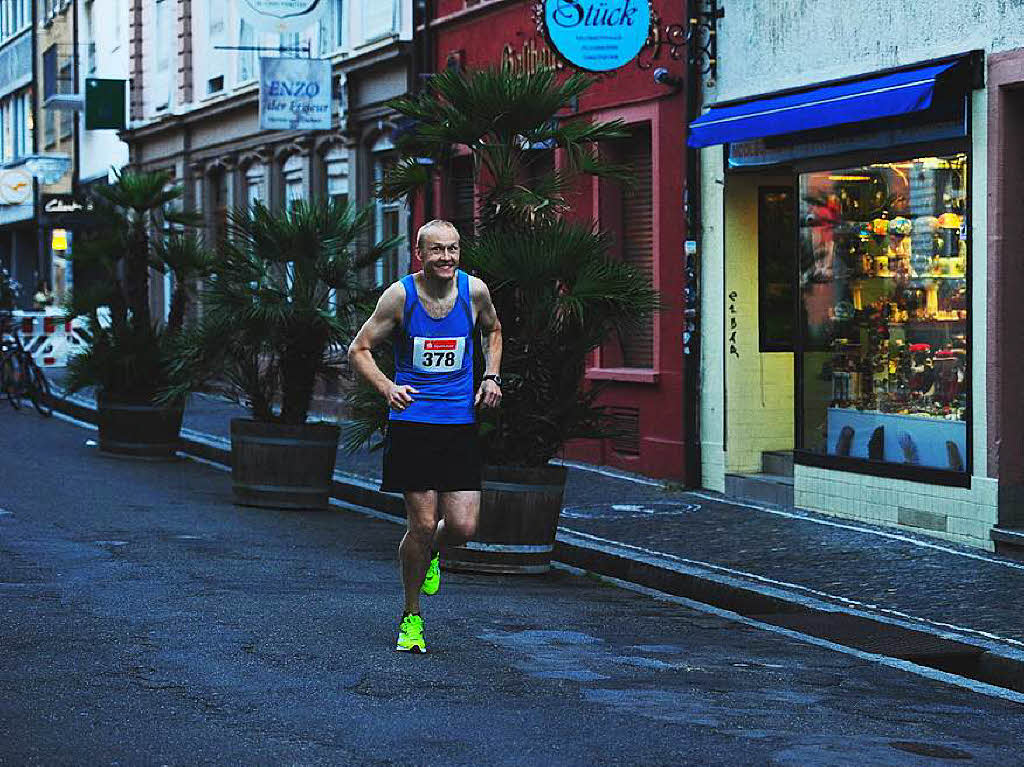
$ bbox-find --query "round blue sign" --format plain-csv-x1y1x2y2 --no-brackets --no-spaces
544,0,651,72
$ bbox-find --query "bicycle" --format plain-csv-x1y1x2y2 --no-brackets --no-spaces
0,314,53,417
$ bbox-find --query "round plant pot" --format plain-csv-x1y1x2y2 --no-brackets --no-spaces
230,418,340,510
96,391,184,460
444,463,568,575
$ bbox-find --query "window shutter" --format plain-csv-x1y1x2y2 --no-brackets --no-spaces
619,124,654,368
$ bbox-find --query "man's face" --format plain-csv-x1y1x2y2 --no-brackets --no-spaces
420,228,460,281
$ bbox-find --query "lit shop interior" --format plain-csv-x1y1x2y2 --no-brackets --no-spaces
797,155,969,473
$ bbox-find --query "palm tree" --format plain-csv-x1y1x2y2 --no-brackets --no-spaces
66,169,209,400
347,65,659,467
166,198,401,426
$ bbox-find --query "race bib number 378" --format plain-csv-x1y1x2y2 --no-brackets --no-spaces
412,336,466,373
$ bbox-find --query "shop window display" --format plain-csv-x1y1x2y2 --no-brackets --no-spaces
798,154,968,473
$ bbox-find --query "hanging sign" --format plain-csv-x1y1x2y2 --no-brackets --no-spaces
543,0,650,72
239,0,327,34
259,57,332,131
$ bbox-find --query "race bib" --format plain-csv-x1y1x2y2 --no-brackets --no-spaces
412,336,466,373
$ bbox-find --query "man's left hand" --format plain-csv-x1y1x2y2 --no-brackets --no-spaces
475,379,502,409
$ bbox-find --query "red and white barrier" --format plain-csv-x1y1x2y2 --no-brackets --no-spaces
11,311,89,368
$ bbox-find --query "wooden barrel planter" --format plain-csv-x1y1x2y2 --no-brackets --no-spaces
96,392,185,459
230,418,340,510
445,463,567,575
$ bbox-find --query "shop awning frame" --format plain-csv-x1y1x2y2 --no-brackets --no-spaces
688,51,982,149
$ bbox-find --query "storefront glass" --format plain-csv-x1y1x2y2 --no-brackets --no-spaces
798,153,969,472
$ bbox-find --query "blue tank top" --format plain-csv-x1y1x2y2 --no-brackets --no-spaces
390,270,475,424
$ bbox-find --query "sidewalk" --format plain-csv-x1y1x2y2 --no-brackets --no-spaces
49,384,1024,695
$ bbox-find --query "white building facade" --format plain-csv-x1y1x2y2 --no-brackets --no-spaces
124,0,414,314
695,0,1024,553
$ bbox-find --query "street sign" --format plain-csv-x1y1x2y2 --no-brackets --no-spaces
85,79,126,130
239,0,327,34
259,57,332,131
0,169,32,205
543,0,651,72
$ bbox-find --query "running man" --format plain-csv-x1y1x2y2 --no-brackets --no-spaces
348,219,503,653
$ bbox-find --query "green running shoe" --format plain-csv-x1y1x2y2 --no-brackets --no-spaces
421,552,441,596
396,613,426,653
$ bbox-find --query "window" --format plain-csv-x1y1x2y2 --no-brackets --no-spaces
12,90,27,158
324,147,348,206
362,0,396,42
245,162,266,205
283,154,306,209
759,187,796,351
154,0,172,109
238,20,255,83
333,0,346,49
599,122,654,368
797,153,969,474
372,136,400,285
204,0,226,94
0,0,28,40
210,170,228,246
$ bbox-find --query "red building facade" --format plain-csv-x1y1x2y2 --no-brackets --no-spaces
425,0,691,480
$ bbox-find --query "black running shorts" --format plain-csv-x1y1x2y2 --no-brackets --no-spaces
380,421,482,493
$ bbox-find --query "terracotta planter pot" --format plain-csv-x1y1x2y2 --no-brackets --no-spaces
230,418,340,510
96,391,184,459
444,463,567,575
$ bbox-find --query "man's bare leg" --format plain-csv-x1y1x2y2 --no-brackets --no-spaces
400,490,439,615
432,490,481,553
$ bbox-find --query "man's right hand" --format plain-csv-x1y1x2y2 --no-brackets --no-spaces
385,383,419,411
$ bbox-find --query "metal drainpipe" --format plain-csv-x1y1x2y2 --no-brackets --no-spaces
683,0,706,488
420,0,433,221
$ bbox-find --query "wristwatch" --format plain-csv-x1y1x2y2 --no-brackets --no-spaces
482,374,503,387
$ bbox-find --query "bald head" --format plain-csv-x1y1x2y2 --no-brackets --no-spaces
416,219,460,252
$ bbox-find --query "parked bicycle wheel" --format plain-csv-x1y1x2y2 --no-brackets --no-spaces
1,354,21,409
26,360,51,416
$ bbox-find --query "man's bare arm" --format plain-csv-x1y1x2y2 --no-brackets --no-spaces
348,283,419,411
471,277,503,408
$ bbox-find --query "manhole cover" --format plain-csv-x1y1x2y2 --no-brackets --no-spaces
889,742,973,760
561,501,701,520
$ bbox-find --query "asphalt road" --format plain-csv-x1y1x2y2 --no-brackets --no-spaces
1,406,1022,767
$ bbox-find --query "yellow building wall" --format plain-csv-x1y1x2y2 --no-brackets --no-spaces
724,173,794,474
36,3,76,196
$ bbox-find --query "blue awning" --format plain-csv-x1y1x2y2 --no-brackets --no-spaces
688,60,961,149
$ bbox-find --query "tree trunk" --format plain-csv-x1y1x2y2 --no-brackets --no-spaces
167,282,186,335
125,217,151,328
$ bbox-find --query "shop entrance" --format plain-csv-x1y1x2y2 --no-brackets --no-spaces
722,173,797,505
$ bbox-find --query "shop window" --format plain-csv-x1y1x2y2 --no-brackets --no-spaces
797,153,969,474
599,122,654,369
759,187,796,351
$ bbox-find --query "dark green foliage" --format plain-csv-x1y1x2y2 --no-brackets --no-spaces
65,169,209,401
165,198,401,426
346,65,659,466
